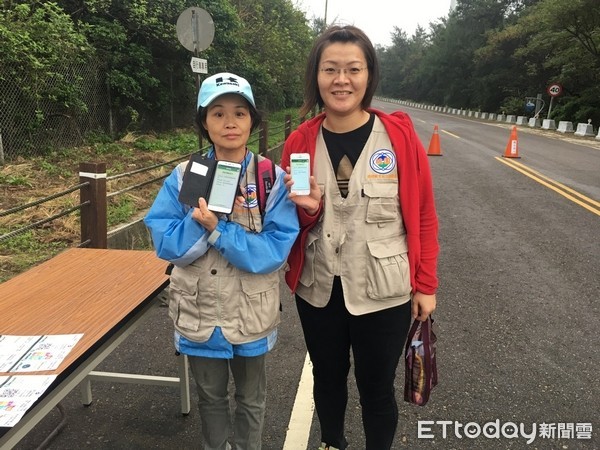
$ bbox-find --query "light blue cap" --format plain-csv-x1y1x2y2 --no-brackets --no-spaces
197,72,256,110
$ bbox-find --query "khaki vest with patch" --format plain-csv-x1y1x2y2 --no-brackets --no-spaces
168,155,281,344
296,117,411,315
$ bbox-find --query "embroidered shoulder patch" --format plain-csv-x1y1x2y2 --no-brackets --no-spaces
243,184,258,209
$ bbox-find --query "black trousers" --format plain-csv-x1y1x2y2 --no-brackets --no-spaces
296,276,412,450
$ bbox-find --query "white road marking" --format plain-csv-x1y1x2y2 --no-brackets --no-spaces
282,353,314,449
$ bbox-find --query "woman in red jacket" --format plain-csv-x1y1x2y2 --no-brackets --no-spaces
281,25,439,450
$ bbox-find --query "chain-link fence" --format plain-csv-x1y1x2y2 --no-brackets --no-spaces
0,59,196,163
0,60,108,161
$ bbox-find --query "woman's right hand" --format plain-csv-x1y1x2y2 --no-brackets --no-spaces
192,198,218,231
284,168,321,215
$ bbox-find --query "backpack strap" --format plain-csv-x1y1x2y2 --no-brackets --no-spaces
254,152,276,219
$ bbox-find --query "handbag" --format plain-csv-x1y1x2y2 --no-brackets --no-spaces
404,315,438,406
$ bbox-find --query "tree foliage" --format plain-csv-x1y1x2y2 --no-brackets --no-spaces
2,0,598,136
0,1,92,111
503,0,600,123
224,0,313,111
378,0,600,125
1,0,314,133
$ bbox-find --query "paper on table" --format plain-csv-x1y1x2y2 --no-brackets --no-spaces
0,336,40,373
0,334,84,373
0,375,57,427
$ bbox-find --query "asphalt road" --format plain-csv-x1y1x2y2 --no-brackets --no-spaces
9,99,600,450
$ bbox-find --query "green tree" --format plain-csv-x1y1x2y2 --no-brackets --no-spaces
59,0,209,130
431,0,511,108
232,0,313,112
0,1,92,113
378,28,412,100
379,0,532,111
482,0,600,122
55,0,313,128
0,1,93,154
398,27,432,102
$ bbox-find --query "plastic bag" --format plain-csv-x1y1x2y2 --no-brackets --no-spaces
404,316,437,406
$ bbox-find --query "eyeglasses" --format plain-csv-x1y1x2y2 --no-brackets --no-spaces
319,67,367,77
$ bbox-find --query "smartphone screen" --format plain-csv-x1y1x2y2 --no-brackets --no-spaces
207,161,242,213
290,154,310,194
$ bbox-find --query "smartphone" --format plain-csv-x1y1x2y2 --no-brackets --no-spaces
207,161,243,214
290,153,310,195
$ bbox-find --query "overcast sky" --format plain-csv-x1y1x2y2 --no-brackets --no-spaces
296,0,453,47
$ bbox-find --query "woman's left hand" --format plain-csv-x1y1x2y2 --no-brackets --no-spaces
411,291,437,321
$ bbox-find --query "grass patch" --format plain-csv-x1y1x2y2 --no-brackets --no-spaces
95,142,133,157
38,160,72,178
107,195,137,226
133,131,199,154
0,230,68,283
0,173,33,187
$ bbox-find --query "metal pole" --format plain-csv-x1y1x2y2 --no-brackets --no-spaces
547,96,554,120
284,114,292,140
170,70,174,129
535,93,543,118
323,0,328,30
0,131,5,166
107,79,114,138
192,10,202,150
259,120,268,156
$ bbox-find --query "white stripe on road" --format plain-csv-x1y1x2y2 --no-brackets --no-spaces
282,352,314,449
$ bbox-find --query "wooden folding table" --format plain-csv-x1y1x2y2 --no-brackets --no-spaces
0,248,189,449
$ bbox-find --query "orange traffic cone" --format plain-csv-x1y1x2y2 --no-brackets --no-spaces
502,126,520,158
427,125,442,156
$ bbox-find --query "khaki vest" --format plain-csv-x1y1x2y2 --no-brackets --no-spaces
168,155,281,344
296,117,411,315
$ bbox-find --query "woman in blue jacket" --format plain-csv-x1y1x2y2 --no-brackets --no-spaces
144,72,299,450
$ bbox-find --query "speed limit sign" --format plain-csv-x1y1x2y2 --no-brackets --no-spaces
547,83,562,97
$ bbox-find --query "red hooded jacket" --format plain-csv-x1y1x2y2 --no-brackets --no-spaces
281,109,439,296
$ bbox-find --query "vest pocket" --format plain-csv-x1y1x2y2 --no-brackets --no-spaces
239,274,280,336
366,236,411,300
169,266,200,331
363,183,399,223
299,232,319,287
